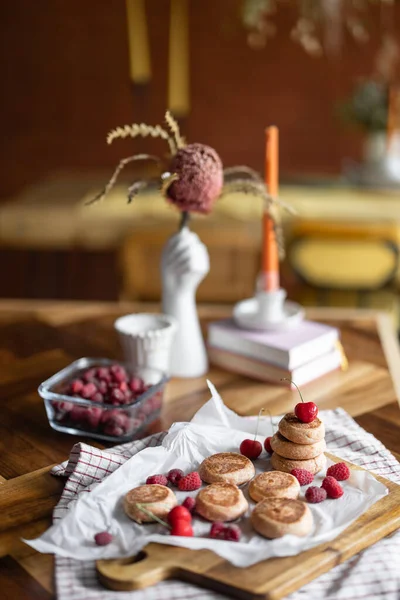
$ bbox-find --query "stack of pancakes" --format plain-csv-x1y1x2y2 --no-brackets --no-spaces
270,412,326,474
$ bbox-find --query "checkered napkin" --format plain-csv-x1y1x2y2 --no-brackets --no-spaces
51,409,400,600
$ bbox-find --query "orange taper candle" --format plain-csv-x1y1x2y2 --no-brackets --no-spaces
262,126,280,291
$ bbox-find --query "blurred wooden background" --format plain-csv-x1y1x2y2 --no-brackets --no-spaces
2,0,398,201
1,0,399,308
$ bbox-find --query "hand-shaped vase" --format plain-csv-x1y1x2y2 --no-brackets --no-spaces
161,227,209,377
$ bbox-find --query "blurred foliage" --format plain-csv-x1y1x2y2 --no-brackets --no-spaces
338,80,388,132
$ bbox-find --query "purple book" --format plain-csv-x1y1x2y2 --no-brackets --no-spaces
208,319,339,370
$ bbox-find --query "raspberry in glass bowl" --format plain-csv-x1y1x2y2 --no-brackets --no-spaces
38,358,168,442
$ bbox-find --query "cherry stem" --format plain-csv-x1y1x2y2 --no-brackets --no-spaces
253,408,264,442
135,503,170,529
266,409,275,434
281,379,305,403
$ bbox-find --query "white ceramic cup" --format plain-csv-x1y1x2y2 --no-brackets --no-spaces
114,313,177,375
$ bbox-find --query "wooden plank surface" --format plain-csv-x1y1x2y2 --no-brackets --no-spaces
0,300,399,599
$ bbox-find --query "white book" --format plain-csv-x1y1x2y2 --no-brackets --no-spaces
208,319,339,370
208,346,342,386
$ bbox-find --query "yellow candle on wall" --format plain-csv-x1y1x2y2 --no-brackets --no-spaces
126,0,151,84
168,0,190,116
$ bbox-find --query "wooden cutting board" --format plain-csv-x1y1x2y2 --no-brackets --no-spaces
97,457,400,600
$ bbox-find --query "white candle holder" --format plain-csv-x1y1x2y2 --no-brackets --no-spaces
233,274,304,331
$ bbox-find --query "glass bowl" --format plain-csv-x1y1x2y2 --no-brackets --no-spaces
38,357,168,443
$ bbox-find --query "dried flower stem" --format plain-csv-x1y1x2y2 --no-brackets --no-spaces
179,211,190,231
86,154,162,206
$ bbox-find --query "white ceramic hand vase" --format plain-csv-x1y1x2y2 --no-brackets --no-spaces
161,226,210,377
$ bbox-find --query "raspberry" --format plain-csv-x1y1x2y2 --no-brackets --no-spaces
142,400,154,415
170,521,193,537
321,476,344,499
264,437,273,455
86,406,103,429
103,424,124,437
122,390,134,404
178,472,202,491
83,368,97,382
146,474,168,486
58,401,73,412
69,406,88,423
70,379,84,394
167,468,184,486
210,522,225,539
113,370,127,383
110,388,125,404
305,486,327,503
291,468,314,486
326,462,350,481
92,393,104,403
168,506,192,525
81,383,97,399
126,418,141,432
182,497,196,513
96,367,110,380
151,394,162,410
94,531,113,546
223,524,241,542
129,377,143,393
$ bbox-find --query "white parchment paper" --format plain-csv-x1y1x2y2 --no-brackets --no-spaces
26,381,388,567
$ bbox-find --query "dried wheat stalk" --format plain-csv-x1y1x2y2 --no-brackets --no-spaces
219,179,296,259
223,166,264,183
107,123,177,155
165,111,186,150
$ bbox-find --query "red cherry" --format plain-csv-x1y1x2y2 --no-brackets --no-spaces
295,402,318,423
240,439,262,459
264,436,273,454
239,407,264,459
282,379,318,423
167,506,192,525
170,521,193,537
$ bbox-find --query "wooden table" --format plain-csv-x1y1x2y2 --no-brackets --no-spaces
0,300,399,600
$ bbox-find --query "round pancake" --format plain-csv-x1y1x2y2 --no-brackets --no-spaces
270,432,326,459
270,451,326,475
278,412,325,444
199,452,255,486
196,482,248,522
251,497,313,538
124,484,177,523
248,471,300,502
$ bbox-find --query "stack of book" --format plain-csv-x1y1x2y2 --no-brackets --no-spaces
208,319,342,386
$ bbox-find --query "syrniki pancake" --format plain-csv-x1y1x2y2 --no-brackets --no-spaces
251,497,313,538
196,482,248,522
271,451,326,475
124,484,177,523
199,452,255,486
270,432,326,459
278,412,325,445
248,471,300,502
